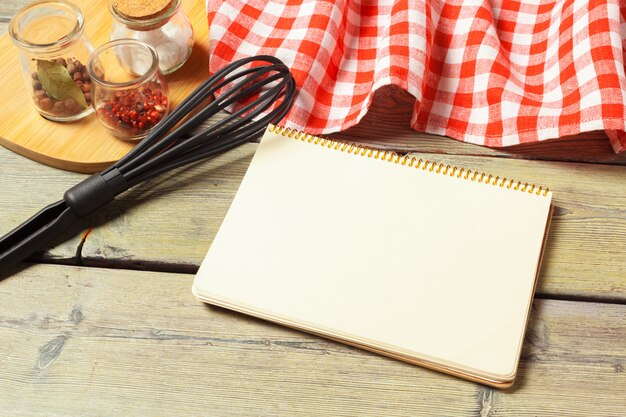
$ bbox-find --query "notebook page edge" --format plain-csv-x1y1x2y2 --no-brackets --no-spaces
192,287,516,388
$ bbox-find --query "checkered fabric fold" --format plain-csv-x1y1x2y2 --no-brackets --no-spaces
207,0,626,153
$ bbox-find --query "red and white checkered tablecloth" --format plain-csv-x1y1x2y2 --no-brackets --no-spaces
207,0,626,153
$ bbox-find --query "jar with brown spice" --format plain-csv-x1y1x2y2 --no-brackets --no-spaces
109,0,194,75
9,1,94,121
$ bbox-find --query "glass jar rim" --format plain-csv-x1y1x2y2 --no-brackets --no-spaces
87,39,161,89
9,0,85,52
109,0,181,30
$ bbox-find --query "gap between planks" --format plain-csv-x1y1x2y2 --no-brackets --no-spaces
16,256,626,307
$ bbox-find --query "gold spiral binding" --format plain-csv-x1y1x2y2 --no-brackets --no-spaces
268,125,550,196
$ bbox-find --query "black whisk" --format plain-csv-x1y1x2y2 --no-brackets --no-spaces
0,55,296,275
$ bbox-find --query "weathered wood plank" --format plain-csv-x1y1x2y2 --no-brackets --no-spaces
0,147,88,264
71,147,626,302
0,1,24,36
0,0,25,19
0,264,624,416
77,144,254,272
0,143,624,301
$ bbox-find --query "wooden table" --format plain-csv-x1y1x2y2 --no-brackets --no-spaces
1,5,626,416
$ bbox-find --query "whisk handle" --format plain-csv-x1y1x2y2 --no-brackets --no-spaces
63,167,129,218
0,200,77,275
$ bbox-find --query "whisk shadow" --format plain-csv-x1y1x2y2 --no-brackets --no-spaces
111,150,253,204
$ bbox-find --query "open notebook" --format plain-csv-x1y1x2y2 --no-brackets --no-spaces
193,125,553,388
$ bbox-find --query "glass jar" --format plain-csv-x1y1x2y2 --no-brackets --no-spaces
109,0,194,75
88,39,170,141
9,0,94,122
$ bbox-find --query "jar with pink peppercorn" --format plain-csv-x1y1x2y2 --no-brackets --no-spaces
87,39,170,141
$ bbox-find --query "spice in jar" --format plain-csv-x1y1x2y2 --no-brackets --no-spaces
96,83,168,137
31,57,92,118
88,39,169,140
9,0,94,122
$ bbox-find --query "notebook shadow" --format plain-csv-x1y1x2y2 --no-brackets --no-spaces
510,302,551,393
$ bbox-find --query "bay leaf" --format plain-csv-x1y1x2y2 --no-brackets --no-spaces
37,59,87,109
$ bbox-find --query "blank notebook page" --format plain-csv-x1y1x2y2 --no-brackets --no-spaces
193,127,553,383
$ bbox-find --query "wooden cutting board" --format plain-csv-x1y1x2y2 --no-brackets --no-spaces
0,0,210,173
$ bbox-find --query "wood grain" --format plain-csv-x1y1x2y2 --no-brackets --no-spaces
0,0,210,173
0,264,624,416
0,142,623,301
0,0,25,19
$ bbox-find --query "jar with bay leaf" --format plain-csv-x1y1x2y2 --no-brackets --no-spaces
9,1,94,121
